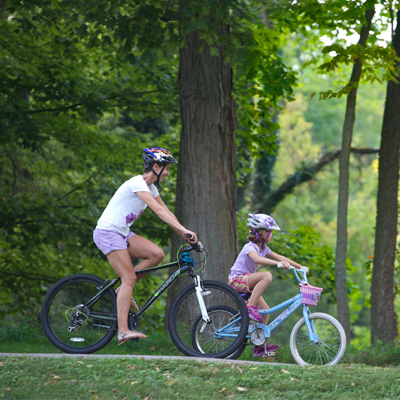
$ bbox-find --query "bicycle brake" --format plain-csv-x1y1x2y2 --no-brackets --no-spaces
198,279,211,296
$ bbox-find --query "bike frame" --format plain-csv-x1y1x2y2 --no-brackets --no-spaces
215,269,321,344
74,254,210,324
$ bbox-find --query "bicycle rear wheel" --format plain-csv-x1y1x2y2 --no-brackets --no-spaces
41,274,117,354
191,305,248,360
168,280,249,359
290,312,346,366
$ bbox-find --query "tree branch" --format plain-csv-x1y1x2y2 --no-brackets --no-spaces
0,269,59,284
259,146,379,213
23,91,161,114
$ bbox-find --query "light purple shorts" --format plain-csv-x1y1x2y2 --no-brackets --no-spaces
93,229,135,255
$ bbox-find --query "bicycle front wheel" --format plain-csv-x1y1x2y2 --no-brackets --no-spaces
290,312,347,366
168,280,249,359
41,274,117,354
191,305,248,360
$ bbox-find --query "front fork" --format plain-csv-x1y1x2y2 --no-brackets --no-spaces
194,275,211,323
302,306,320,344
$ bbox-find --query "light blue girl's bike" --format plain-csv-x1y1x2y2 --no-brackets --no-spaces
191,266,347,366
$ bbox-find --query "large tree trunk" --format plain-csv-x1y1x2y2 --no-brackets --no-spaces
334,7,374,340
370,9,400,345
165,3,238,323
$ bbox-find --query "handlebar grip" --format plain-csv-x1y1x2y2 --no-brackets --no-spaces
277,263,295,270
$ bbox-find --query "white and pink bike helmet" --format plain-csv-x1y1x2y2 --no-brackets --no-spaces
247,213,281,234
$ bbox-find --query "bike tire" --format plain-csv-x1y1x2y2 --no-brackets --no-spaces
168,280,249,358
289,312,347,366
40,273,118,354
191,305,248,360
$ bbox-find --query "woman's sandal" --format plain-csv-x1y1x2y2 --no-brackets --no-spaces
118,330,148,346
115,287,139,311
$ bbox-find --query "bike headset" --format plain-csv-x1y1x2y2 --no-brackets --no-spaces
247,213,281,244
142,147,178,191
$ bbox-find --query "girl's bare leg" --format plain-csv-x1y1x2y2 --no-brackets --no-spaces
256,297,270,325
248,272,272,304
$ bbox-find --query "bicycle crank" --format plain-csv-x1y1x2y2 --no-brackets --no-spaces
250,328,266,346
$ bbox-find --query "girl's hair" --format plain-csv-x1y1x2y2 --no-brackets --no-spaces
247,228,267,243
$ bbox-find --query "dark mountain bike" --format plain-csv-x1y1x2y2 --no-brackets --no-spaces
40,243,249,358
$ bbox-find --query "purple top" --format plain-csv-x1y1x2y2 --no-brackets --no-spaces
229,242,271,279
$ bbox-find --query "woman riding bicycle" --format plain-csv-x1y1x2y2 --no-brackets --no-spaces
228,213,307,357
93,147,198,345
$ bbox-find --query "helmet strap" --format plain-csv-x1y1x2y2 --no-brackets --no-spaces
150,164,166,192
255,231,266,244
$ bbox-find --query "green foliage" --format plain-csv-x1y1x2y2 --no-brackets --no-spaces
267,0,399,99
272,226,337,298
0,0,300,319
345,340,400,366
0,0,183,319
2,0,398,347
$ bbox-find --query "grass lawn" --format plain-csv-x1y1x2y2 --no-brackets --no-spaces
1,354,400,400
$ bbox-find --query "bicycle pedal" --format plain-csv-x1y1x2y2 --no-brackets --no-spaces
201,291,211,296
264,351,275,357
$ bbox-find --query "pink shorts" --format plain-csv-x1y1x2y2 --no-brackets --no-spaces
93,229,135,255
228,274,250,292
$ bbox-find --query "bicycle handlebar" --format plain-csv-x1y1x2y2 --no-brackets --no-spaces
181,242,203,253
184,233,203,252
277,263,308,283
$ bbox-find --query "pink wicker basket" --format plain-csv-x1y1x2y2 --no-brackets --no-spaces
300,283,323,306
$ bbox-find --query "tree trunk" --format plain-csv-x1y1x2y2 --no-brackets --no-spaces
334,7,374,340
165,2,238,323
370,9,400,345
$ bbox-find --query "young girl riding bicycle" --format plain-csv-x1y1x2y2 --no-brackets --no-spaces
229,213,307,357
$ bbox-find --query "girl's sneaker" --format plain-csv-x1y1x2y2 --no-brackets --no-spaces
247,305,263,323
265,342,280,352
253,342,280,357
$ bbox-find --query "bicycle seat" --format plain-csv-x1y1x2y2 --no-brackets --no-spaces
238,292,251,301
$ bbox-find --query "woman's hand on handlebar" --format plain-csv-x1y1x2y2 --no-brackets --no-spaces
184,231,197,243
184,232,203,251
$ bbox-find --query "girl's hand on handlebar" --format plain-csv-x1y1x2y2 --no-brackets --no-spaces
277,261,291,270
277,263,309,274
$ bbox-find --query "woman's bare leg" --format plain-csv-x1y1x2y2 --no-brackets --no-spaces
106,235,164,339
106,248,146,339
127,235,164,279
